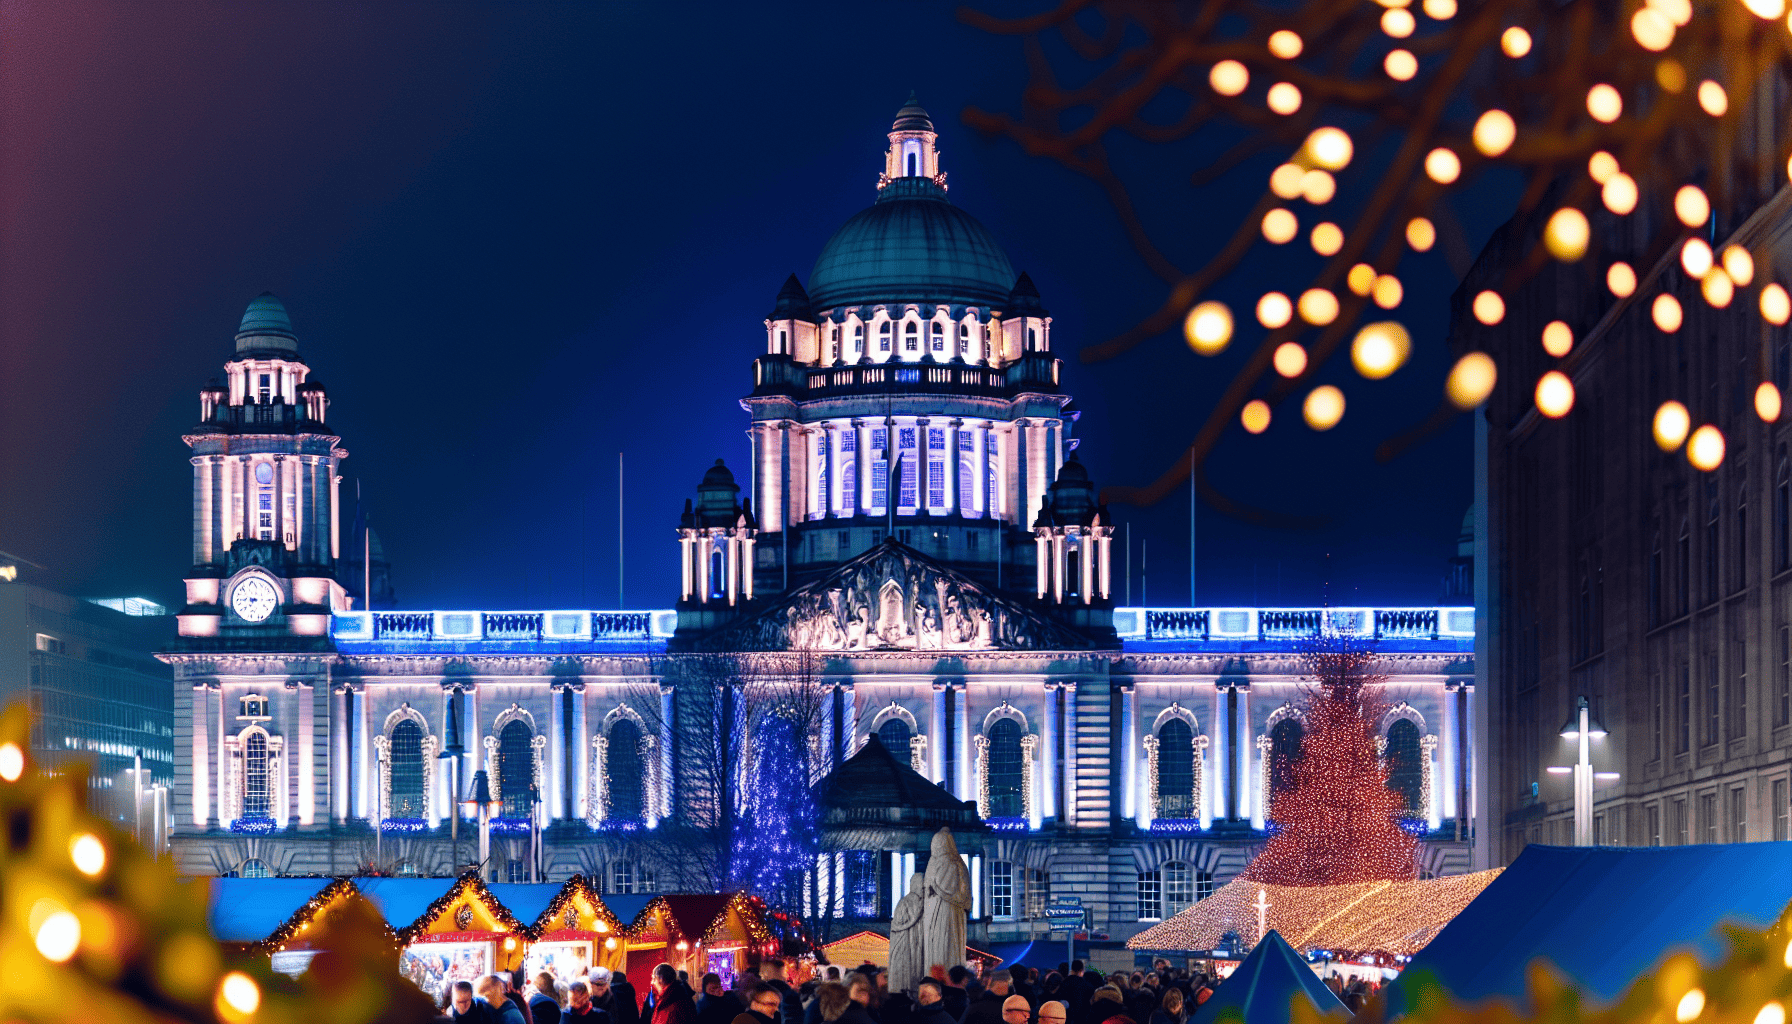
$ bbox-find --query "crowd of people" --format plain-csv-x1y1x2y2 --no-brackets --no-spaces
435,953,1386,1024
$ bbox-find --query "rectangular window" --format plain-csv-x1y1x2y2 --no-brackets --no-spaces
1648,803,1662,846
841,430,857,453
990,861,1014,919
1780,626,1791,728
841,463,857,513
899,456,917,508
928,428,945,451
1737,504,1747,592
928,462,945,508
959,460,975,514
1023,868,1048,919
1773,779,1789,841
1706,655,1721,748
847,851,877,917
958,429,973,451
1135,870,1162,921
33,633,65,655
871,460,888,511
1674,798,1689,844
1701,792,1718,843
1679,531,1690,617
1652,675,1663,761
1164,863,1195,916
816,435,830,516
1730,787,1747,842
1729,648,1747,741
898,427,915,450
1678,665,1691,753
872,427,887,450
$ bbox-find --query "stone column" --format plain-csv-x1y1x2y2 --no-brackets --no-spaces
193,684,211,826
241,457,253,540
271,455,286,549
915,418,931,513
1240,686,1255,827
465,686,481,819
354,686,371,820
192,458,208,565
331,684,347,822
548,682,565,822
1013,420,1029,530
977,423,991,519
659,682,676,822
954,683,970,799
1039,681,1057,820
572,683,589,820
1211,685,1228,822
840,683,856,759
947,418,962,515
1061,680,1078,825
1121,683,1138,821
298,680,315,825
929,683,948,785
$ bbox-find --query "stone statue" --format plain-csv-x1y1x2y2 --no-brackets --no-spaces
921,828,972,978
888,872,927,995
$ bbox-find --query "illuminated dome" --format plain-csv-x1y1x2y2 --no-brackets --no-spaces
235,291,298,357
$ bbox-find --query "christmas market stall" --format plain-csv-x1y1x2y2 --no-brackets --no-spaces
820,930,1002,974
208,876,398,976
604,893,776,995
1126,870,1501,966
512,874,629,986
359,874,531,1001
1380,843,1792,1014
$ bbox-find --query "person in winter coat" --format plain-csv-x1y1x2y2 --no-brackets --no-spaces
651,965,698,1024
480,976,528,1024
611,971,643,1024
910,981,956,1024
732,986,786,1024
758,960,804,1024
959,970,1013,1024
530,973,564,1024
698,973,745,1024
450,981,499,1024
566,983,611,1023
1146,989,1183,1024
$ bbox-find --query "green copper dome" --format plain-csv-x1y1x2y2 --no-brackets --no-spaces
235,291,299,357
807,180,1017,311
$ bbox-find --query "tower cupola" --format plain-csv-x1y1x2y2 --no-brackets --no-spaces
235,291,300,358
764,273,817,359
882,92,942,185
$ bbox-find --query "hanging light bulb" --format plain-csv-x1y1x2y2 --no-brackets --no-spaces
1687,427,1725,471
1653,293,1684,331
1676,185,1711,227
1268,30,1304,57
1446,352,1497,408
1473,110,1516,156
1757,382,1783,422
1762,283,1791,325
1723,246,1755,285
1545,208,1590,260
1654,401,1691,450
1472,291,1506,324
1257,292,1294,328
1535,371,1575,417
1184,301,1234,354
1210,61,1250,96
1541,321,1573,357
1303,385,1346,429
1241,400,1272,434
1305,128,1353,169
1681,238,1714,278
1608,262,1638,297
1406,218,1436,251
1501,26,1532,56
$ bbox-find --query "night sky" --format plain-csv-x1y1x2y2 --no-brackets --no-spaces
1,2,1500,613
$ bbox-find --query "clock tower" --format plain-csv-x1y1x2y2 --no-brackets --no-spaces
175,293,350,645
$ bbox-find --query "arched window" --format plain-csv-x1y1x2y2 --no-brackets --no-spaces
1269,718,1303,802
243,731,270,819
388,720,425,819
607,719,645,824
816,434,831,516
842,461,858,513
931,321,945,351
904,321,919,352
498,720,535,819
877,718,912,763
960,323,972,355
1156,719,1196,819
710,550,725,599
986,719,1024,818
879,322,891,352
238,858,270,879
1386,719,1423,816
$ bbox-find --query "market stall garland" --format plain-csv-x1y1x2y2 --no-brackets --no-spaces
259,877,402,955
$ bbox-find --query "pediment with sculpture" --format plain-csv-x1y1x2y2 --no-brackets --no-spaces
707,540,1089,653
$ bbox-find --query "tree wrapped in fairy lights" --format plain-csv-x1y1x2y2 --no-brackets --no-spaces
1245,633,1418,885
964,0,1792,514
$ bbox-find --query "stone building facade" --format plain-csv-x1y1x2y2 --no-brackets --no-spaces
1465,92,1792,863
164,99,1479,945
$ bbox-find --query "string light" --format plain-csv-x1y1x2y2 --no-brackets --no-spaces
1348,263,1377,296
1723,246,1755,285
1702,269,1734,308
1698,81,1728,116
1545,208,1589,260
1210,61,1249,95
1372,275,1403,309
1264,208,1299,243
1603,173,1638,214
1305,128,1353,169
1352,321,1412,378
70,833,106,877
1267,82,1303,113
1311,222,1344,255
1676,185,1711,227
1473,110,1516,156
1425,148,1461,183
1406,217,1436,251
1242,400,1272,433
1687,426,1725,471
1386,50,1419,80
1654,401,1691,450
0,742,23,782
1259,292,1294,328
1654,294,1685,332
1535,371,1575,417
1446,352,1497,408
1756,382,1782,422
1473,291,1506,324
1185,301,1234,354
1299,288,1340,325
1608,262,1638,297
1382,8,1416,36
1682,238,1714,278
1275,342,1310,377
1268,30,1303,57
1587,84,1623,122
1501,26,1532,56
1304,385,1346,429
1541,321,1573,357
1271,163,1305,198
1588,151,1620,184
1763,284,1791,325
1422,0,1456,17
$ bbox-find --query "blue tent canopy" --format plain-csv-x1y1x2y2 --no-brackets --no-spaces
1188,930,1347,1024
207,878,335,943
488,883,562,930
356,877,472,932
605,894,657,929
1386,843,1792,1011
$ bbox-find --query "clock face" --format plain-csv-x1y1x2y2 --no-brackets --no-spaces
231,576,279,623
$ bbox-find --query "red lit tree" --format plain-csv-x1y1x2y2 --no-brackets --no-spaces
1244,633,1418,886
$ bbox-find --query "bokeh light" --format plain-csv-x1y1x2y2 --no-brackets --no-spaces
1654,401,1691,450
1501,26,1532,56
1257,292,1293,328
1608,262,1638,297
1268,30,1304,57
0,742,22,782
1676,185,1711,227
1425,148,1461,183
1723,245,1755,285
1270,163,1304,198
1347,263,1377,296
1306,128,1353,169
1602,172,1638,214
1698,80,1728,116
1687,429,1724,471
1263,208,1299,243
1473,290,1506,324
1372,274,1403,309
1241,399,1272,434
1274,341,1309,377
1473,110,1516,156
1681,238,1713,278
1757,382,1783,422
219,972,262,1021
1382,8,1416,35
1653,293,1684,331
1446,352,1497,408
1632,7,1675,49
1210,61,1249,95
1351,321,1412,379
1545,208,1590,260
70,833,107,877
1763,283,1791,325
1298,288,1339,325
1535,371,1575,418
1423,0,1456,16
1301,169,1336,204
35,909,80,963
1185,301,1234,354
1386,50,1419,80
1587,84,1623,122
1588,151,1619,183
1702,268,1734,308
1267,82,1303,113
1541,321,1573,357
1406,217,1436,251
1311,222,1343,255
1303,385,1346,429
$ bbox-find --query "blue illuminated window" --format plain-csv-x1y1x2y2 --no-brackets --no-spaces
899,428,916,450
498,720,534,819
877,718,911,761
1157,719,1195,819
842,462,857,512
879,323,891,352
388,720,425,819
900,455,917,508
928,461,944,508
607,718,644,824
816,434,830,516
895,368,920,383
987,719,1024,818
928,428,945,451
872,459,888,511
243,732,269,819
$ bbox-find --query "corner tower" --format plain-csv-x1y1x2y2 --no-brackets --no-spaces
176,293,349,644
683,96,1110,641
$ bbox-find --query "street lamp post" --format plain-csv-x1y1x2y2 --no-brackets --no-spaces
1554,696,1617,846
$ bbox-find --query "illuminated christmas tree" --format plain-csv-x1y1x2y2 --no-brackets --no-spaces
1245,633,1418,886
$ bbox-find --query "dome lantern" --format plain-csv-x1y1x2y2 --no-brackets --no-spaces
883,91,941,185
